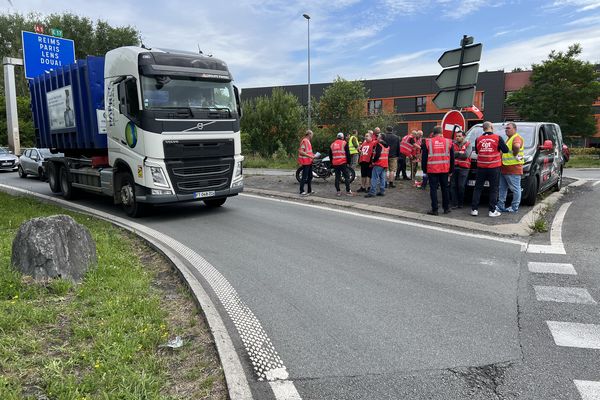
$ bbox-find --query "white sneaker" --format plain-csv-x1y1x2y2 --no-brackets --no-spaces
470,209,478,216
300,191,308,196
488,210,502,217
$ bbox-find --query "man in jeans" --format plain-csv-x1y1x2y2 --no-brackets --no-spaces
471,121,509,217
497,122,524,213
365,132,389,197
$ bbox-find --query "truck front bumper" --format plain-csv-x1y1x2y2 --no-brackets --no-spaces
136,184,244,204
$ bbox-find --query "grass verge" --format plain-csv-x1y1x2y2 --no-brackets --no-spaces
565,155,600,168
244,154,297,169
0,192,226,400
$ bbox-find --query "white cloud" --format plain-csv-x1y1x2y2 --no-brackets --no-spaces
550,0,600,12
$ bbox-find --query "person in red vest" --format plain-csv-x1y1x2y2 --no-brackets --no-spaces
365,132,389,198
357,130,375,193
421,126,454,215
398,130,416,180
450,129,472,208
471,121,509,217
298,129,316,196
329,132,353,196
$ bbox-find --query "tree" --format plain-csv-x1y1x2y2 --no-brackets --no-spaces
317,77,369,134
0,95,35,147
240,88,304,156
506,44,600,137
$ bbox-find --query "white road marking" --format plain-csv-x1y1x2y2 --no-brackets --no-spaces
0,184,302,400
242,194,527,249
574,380,600,400
534,286,596,304
569,179,589,187
270,381,303,400
593,180,600,187
528,262,577,275
547,321,600,349
527,202,572,254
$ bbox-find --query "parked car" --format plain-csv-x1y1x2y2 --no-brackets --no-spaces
464,122,567,206
0,147,20,172
18,148,63,180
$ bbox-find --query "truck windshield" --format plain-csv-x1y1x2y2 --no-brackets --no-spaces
140,75,236,113
465,123,536,148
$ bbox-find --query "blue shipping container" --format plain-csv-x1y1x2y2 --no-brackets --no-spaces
29,56,107,151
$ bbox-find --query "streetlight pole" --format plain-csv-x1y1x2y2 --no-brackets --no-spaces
303,13,311,130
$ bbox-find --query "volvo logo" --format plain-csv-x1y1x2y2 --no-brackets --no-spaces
183,120,217,132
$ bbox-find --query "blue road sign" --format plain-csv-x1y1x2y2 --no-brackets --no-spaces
22,31,75,79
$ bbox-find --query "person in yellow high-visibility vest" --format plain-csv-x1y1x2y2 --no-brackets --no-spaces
496,121,524,213
347,130,360,167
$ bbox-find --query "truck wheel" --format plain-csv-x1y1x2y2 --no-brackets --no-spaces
295,167,303,183
204,198,226,207
523,175,538,206
59,166,76,199
47,163,61,193
18,165,27,178
120,173,147,218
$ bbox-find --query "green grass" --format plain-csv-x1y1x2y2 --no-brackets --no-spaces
565,155,600,168
0,192,222,399
244,154,297,169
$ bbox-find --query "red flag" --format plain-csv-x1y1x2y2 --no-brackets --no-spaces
463,105,483,120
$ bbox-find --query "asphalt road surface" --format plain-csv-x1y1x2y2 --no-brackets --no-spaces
1,171,599,400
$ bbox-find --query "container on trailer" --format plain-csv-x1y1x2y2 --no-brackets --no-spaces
29,56,106,152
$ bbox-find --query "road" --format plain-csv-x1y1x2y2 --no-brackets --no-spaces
1,171,599,400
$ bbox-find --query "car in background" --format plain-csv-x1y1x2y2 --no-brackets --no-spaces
18,148,63,180
0,147,20,172
464,122,567,206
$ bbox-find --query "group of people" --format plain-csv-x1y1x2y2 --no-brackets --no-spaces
297,120,525,217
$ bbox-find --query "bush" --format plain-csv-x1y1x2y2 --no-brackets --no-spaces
568,147,600,155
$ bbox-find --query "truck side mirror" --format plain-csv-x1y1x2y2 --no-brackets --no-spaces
234,85,243,118
539,139,553,150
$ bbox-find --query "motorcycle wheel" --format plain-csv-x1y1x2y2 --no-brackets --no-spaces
342,167,356,184
295,167,303,183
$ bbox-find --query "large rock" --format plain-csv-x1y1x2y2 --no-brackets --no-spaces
11,215,97,282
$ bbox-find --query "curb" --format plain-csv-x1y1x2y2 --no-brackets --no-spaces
243,179,586,238
0,184,254,400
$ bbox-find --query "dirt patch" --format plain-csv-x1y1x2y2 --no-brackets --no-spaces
129,235,228,400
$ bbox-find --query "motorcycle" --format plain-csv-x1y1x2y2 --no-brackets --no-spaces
295,153,356,184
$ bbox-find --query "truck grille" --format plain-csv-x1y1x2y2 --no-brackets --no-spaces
165,158,233,195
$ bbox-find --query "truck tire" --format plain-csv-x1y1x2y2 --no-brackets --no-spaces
204,198,226,207
47,162,61,193
18,165,27,178
59,165,76,200
119,173,147,218
523,175,538,206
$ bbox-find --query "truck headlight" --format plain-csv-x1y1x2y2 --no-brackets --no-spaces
234,160,243,178
149,166,169,187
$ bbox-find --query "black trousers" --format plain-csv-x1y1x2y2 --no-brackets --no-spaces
450,168,469,207
334,165,351,192
428,173,450,212
397,155,408,179
471,167,500,212
300,165,313,193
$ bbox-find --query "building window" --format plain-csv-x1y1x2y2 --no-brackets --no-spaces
368,100,382,115
415,96,426,113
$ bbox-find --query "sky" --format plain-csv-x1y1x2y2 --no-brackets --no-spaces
3,0,600,89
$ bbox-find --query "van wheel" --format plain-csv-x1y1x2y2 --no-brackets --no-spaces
18,165,27,178
204,198,226,207
120,173,147,217
523,175,538,206
59,166,76,199
48,163,61,193
553,168,563,192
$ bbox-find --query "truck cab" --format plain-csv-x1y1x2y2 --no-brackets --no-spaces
464,122,566,206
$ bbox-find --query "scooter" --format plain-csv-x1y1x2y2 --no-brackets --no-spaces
295,153,356,184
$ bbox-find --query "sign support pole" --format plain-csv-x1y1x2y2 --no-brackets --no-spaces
452,35,468,110
3,57,23,155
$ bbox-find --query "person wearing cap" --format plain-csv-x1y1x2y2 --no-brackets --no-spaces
329,132,353,197
421,125,454,215
383,126,399,188
298,129,316,196
365,132,389,197
450,129,472,208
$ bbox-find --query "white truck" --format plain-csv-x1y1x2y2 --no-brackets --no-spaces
29,46,244,217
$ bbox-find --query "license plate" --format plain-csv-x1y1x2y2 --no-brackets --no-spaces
1,162,10,166
193,191,215,199
467,180,490,187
